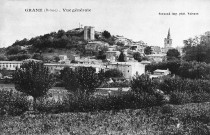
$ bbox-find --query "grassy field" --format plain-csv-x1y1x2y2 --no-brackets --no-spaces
1,102,210,134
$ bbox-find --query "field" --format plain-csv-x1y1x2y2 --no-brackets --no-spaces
1,102,210,134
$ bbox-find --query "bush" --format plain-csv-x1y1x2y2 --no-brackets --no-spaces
7,54,32,61
131,74,157,94
104,68,123,78
146,60,181,75
0,88,28,116
146,60,210,80
170,90,193,105
99,80,130,88
158,76,210,104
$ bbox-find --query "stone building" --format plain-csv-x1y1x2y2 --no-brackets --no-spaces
84,26,95,41
105,62,145,79
164,28,173,53
0,61,22,70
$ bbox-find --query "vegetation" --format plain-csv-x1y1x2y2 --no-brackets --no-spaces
61,67,103,96
0,88,28,116
102,30,111,39
7,54,32,61
3,102,210,134
13,61,55,110
96,50,106,60
104,68,123,78
133,52,142,62
144,46,152,55
146,60,210,80
118,51,126,62
32,53,43,60
166,48,180,61
183,33,210,63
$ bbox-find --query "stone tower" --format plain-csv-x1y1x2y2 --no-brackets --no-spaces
164,28,172,52
84,26,95,41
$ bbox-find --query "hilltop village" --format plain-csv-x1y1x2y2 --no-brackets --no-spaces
0,26,183,80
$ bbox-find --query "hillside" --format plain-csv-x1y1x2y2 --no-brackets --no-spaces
0,27,139,61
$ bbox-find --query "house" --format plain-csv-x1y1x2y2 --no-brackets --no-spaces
127,45,145,54
105,51,121,62
106,62,145,79
147,53,166,63
85,41,109,51
149,69,170,79
141,61,151,65
108,45,117,51
0,61,23,70
114,35,132,46
59,55,68,61
44,63,105,74
151,46,161,54
68,54,80,61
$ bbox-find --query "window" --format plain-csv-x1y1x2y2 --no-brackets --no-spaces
128,70,129,72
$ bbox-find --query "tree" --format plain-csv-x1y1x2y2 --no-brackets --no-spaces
118,51,126,62
6,46,22,55
131,74,157,94
54,56,60,62
0,55,7,61
166,49,180,61
102,30,111,39
13,61,55,110
144,46,152,55
183,34,210,63
97,50,106,60
32,53,43,60
0,68,9,77
61,67,102,96
133,52,142,62
104,68,123,78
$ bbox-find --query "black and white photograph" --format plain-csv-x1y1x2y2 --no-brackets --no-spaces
0,0,210,134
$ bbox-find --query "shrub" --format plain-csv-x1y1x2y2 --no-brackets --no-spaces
99,80,130,88
0,88,28,116
146,60,210,80
104,68,123,78
7,54,32,61
146,60,181,75
131,74,157,94
169,90,193,105
158,76,210,104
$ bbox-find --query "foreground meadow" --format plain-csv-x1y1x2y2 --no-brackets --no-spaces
1,102,210,135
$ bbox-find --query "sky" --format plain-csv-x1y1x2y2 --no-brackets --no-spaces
0,0,210,48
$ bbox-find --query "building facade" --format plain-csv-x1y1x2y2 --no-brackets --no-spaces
106,62,145,79
0,61,22,70
147,54,166,63
84,26,95,41
164,28,173,53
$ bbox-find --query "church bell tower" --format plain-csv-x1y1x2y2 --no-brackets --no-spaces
164,28,172,52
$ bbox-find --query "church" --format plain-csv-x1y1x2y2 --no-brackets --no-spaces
163,28,173,53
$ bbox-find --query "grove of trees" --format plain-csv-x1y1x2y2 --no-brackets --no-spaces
61,67,104,96
13,61,55,110
183,34,210,63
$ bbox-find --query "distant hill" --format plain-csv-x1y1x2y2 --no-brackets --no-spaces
1,27,146,61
